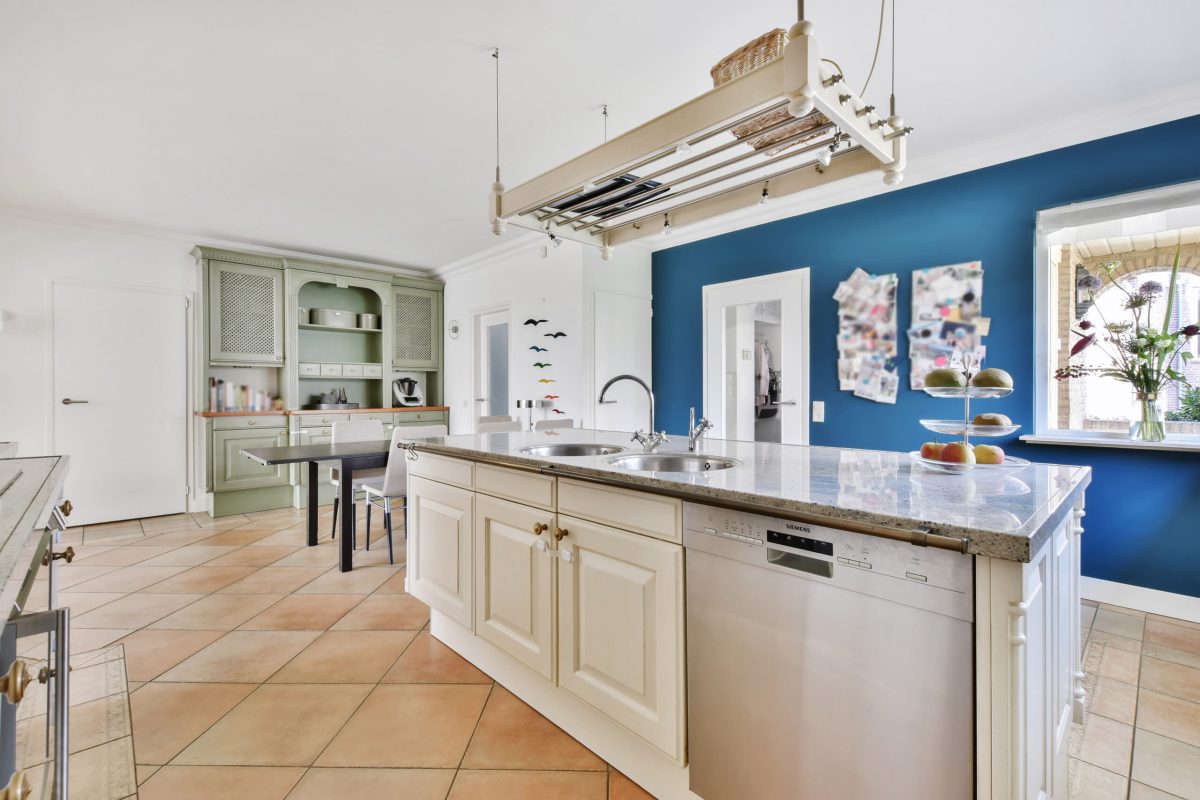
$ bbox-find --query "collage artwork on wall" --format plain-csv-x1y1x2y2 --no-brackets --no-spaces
834,267,900,404
907,261,989,388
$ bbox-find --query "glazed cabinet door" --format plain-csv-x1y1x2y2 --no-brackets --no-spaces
392,286,441,370
555,514,685,761
474,494,555,679
208,261,285,365
212,428,289,491
408,475,474,628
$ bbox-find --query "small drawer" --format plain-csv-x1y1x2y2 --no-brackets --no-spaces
408,452,474,489
558,478,682,543
298,362,321,377
363,365,383,378
476,464,555,510
320,363,343,377
359,412,391,422
395,410,447,424
343,364,364,377
300,413,350,428
211,414,286,431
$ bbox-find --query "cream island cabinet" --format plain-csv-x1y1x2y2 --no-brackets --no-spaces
403,433,1090,800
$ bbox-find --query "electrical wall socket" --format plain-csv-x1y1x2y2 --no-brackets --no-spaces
812,401,825,423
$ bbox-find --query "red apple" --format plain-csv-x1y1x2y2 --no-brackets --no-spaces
974,444,1005,465
940,442,976,464
920,442,946,460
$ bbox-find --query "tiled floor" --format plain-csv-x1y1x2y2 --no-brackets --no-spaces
30,507,652,800
28,509,1200,799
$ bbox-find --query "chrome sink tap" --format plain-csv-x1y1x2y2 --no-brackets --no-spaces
687,407,713,452
598,374,667,453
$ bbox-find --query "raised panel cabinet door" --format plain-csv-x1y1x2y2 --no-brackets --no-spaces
212,429,289,491
408,475,474,629
474,494,555,679
297,431,334,485
208,261,285,365
556,514,685,761
392,287,441,370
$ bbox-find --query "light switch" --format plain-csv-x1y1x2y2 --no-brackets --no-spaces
812,401,825,422
741,348,752,361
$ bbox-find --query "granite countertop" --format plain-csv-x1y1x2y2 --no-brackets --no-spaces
1,456,69,617
403,429,1091,563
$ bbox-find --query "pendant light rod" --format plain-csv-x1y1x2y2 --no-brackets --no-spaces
492,47,502,184
797,0,805,21
603,104,609,142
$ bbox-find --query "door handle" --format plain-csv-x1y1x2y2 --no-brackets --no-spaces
61,398,89,405
475,398,487,402
777,400,797,406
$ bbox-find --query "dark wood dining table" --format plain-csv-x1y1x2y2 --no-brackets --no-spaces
241,439,394,572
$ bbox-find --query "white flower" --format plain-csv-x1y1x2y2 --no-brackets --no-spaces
1132,338,1148,348
1158,339,1172,349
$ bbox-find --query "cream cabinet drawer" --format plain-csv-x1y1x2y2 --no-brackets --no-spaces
358,412,391,423
297,413,350,428
557,478,682,543
211,415,286,431
298,362,321,377
395,410,447,425
343,364,364,377
409,452,474,489
475,464,555,510
320,363,343,377
364,365,383,378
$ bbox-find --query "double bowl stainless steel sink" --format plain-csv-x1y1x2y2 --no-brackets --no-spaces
518,443,738,473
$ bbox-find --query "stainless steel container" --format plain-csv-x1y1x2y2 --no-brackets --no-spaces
310,308,355,328
357,312,380,330
297,307,311,324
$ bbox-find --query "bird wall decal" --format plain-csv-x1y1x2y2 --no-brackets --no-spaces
538,378,556,383
524,318,548,326
529,346,548,352
543,331,567,339
533,362,551,368
543,394,559,399
552,408,566,415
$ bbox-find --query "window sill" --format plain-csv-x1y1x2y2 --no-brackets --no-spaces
1020,433,1200,453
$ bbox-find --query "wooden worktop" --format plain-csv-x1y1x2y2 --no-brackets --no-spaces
197,406,449,418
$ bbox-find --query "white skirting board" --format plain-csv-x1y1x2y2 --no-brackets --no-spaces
1081,577,1200,624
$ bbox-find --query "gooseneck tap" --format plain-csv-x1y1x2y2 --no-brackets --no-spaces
688,407,713,452
598,374,668,453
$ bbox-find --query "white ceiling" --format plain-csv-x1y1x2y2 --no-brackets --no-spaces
2,0,1199,271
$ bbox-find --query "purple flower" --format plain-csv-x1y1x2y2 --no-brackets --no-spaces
1183,324,1200,337
1078,320,1094,330
1071,333,1096,356
1138,280,1164,297
1076,274,1103,292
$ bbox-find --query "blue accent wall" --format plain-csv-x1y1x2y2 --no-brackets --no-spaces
652,115,1200,598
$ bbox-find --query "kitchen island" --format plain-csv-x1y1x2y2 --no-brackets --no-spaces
400,428,1090,800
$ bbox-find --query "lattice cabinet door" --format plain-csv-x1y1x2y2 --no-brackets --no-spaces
208,261,285,365
392,286,441,370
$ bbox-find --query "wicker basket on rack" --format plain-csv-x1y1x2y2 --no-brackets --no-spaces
711,28,829,155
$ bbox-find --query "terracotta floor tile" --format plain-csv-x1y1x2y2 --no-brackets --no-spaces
218,566,328,594
65,564,191,594
157,630,320,682
66,658,130,705
63,736,138,800
1091,677,1138,725
72,593,203,629
73,544,181,566
462,685,604,771
148,592,283,630
1144,642,1200,671
205,546,298,567
140,513,200,533
317,684,492,768
1100,646,1142,684
129,682,256,764
175,683,371,766
57,592,127,616
135,545,241,567
447,769,607,800
249,529,313,548
609,768,655,800
374,568,409,593
118,629,225,681
1131,728,1200,800
1148,614,1200,633
1090,630,1144,655
201,527,283,546
137,763,161,785
85,519,144,534
138,765,305,800
1129,781,1185,799
383,631,492,684
269,545,342,568
144,565,259,594
56,564,122,589
287,767,455,800
269,630,415,683
1069,758,1128,800
1093,609,1147,641
137,529,220,548
240,594,363,631
1082,604,1098,630
68,693,132,754
1147,620,1200,658
295,565,395,594
331,592,429,630
1137,688,1200,748
68,627,136,654
1078,712,1133,776
1142,656,1200,704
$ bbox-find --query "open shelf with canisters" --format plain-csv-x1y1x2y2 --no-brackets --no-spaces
296,281,386,409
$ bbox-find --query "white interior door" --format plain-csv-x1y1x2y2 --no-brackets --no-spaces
474,308,510,424
52,282,188,525
703,269,810,445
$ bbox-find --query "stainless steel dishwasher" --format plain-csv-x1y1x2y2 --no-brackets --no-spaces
684,502,974,800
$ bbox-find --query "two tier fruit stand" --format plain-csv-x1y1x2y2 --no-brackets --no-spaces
910,359,1029,474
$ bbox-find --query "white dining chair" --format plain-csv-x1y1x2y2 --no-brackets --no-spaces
477,420,522,433
533,418,575,430
329,419,386,547
478,414,514,423
361,424,448,563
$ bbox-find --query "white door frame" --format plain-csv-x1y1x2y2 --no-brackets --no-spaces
473,303,511,426
702,268,810,445
46,277,195,515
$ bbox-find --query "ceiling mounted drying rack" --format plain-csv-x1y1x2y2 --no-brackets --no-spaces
489,1,911,257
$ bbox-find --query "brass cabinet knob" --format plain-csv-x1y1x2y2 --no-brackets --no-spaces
1,660,32,705
532,522,548,536
59,499,73,517
554,527,569,542
41,546,75,567
0,770,31,800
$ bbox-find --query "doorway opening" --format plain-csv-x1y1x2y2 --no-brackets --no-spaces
474,307,510,426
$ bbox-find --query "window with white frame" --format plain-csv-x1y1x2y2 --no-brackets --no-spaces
1034,181,1200,444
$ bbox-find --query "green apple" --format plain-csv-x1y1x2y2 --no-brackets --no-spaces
925,368,967,388
973,444,1006,465
940,442,976,464
972,412,1013,426
971,368,1014,389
